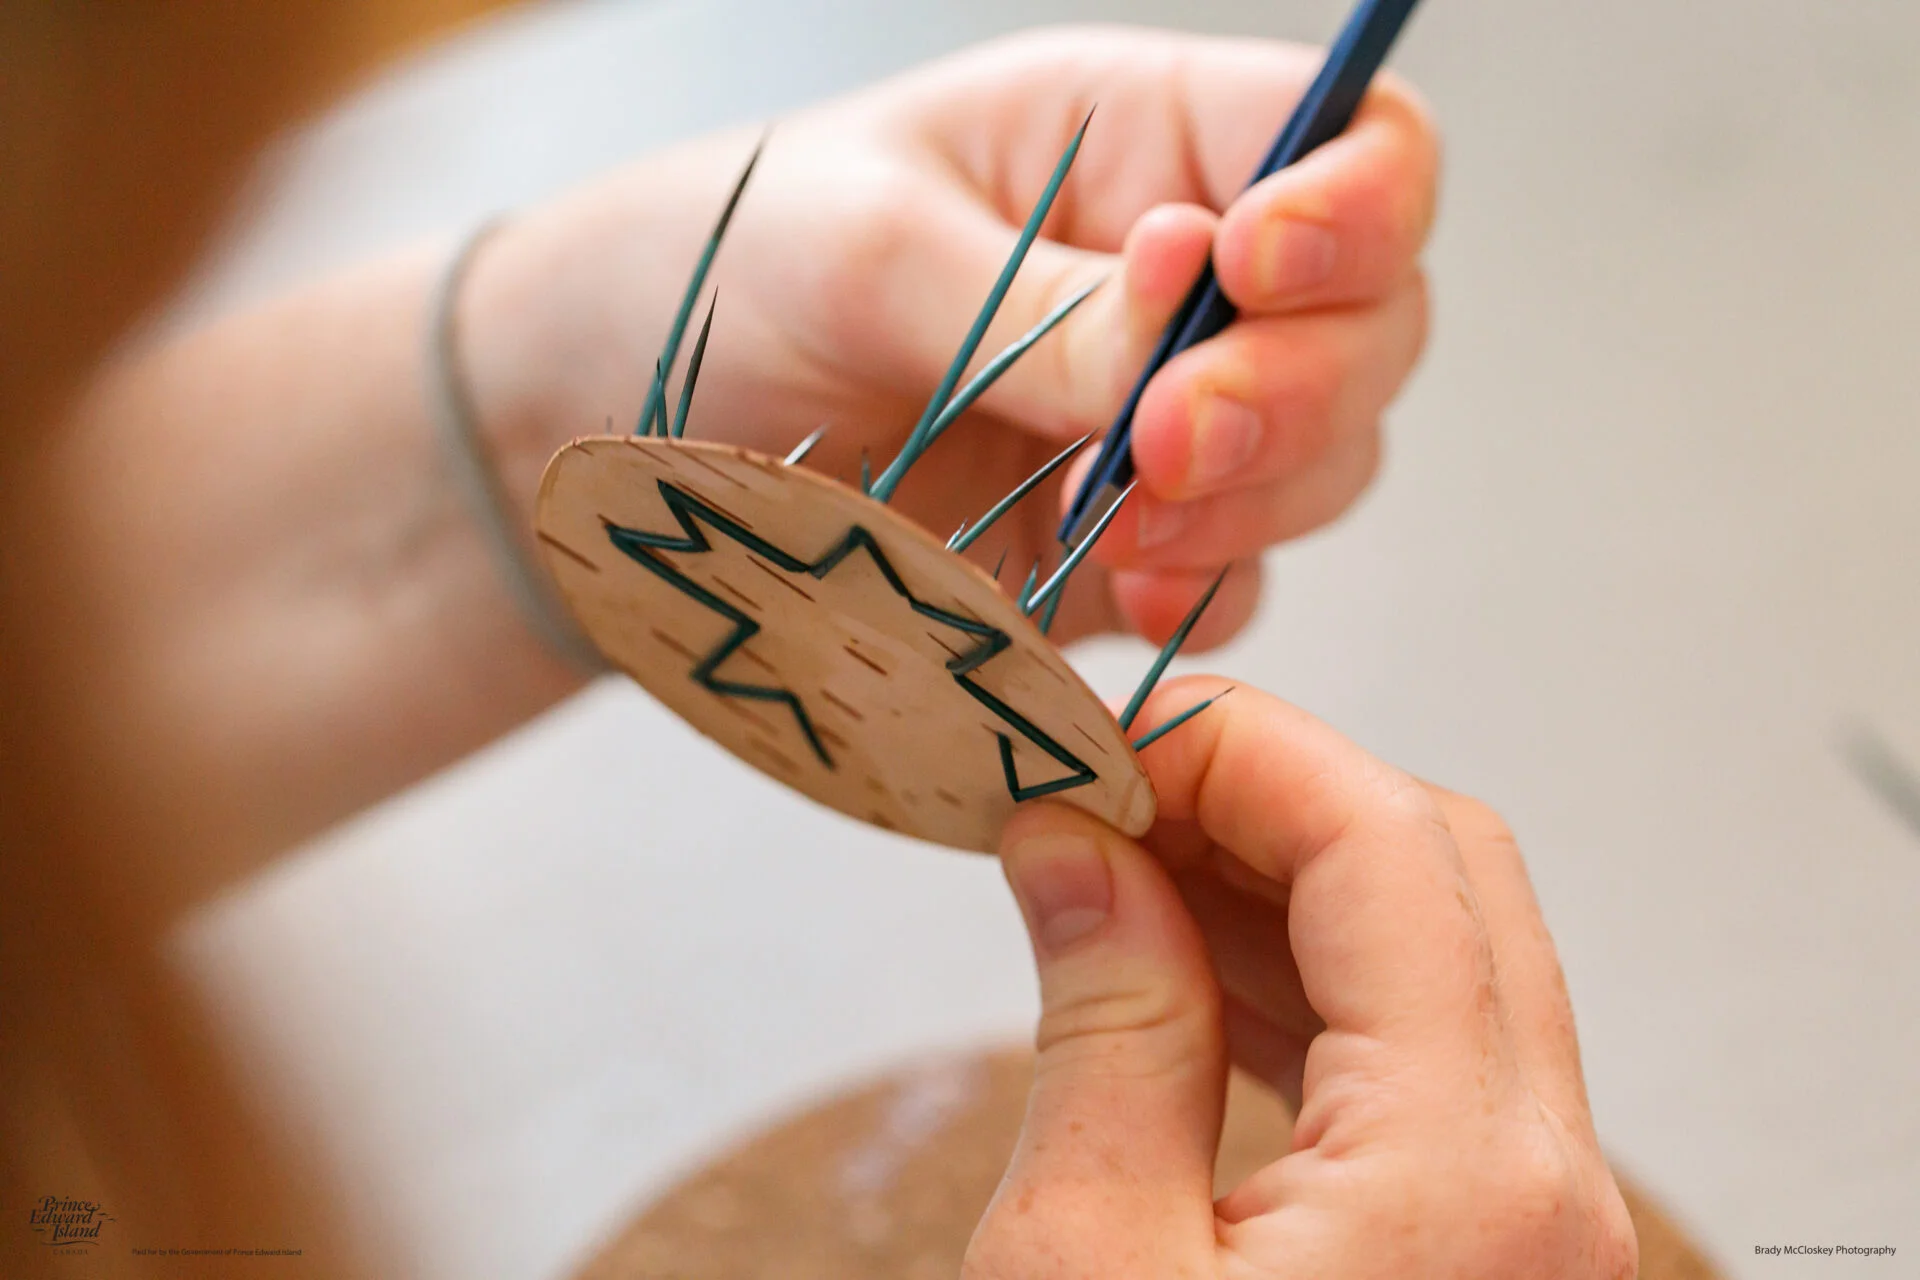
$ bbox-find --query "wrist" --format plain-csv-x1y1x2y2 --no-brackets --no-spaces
457,127,767,522
427,220,603,673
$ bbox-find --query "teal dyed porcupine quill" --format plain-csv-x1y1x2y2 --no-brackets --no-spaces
783,424,829,466
913,278,1102,456
1131,688,1235,752
1118,566,1230,732
951,434,1092,555
643,360,668,437
671,293,718,439
1038,583,1066,636
636,132,767,437
992,547,1010,582
1024,481,1135,617
868,110,1093,503
947,519,969,550
1015,559,1042,612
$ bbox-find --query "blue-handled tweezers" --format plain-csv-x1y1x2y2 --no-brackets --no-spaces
1058,0,1424,545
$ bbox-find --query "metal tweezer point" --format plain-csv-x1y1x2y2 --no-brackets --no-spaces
1056,0,1423,546
1063,482,1132,549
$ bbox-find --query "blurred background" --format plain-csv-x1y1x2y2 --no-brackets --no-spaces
167,1,1918,1277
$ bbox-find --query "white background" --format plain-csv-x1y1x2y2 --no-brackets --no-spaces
172,2,1920,1277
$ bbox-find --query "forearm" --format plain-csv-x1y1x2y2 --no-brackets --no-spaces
50,242,575,897
38,124,773,913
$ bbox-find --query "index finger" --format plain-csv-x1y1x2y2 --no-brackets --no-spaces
1126,676,1512,1089
1211,82,1440,314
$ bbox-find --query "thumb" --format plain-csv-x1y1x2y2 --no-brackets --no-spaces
923,201,1218,443
969,803,1224,1273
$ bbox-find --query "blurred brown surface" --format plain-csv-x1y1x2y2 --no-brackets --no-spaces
575,1048,1722,1279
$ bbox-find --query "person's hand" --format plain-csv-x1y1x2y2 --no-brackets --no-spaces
968,679,1637,1278
467,26,1435,646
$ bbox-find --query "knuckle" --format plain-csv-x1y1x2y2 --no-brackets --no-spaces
965,1181,1107,1280
1405,267,1433,350
1266,333,1348,467
1300,422,1384,541
1347,418,1386,497
1395,176,1439,258
959,23,1136,85
1593,1185,1642,1280
810,161,924,354
1326,1119,1635,1279
1447,791,1519,852
1374,69,1436,133
1016,23,1141,62
1299,341,1348,436
1358,756,1449,833
1371,72,1443,245
1002,22,1093,57
1271,423,1382,544
1035,977,1216,1077
1510,1136,1579,1226
1492,1132,1641,1279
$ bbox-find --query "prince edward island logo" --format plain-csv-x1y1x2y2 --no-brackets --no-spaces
28,1195,114,1250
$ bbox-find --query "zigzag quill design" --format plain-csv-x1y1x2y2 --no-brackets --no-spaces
604,479,1097,801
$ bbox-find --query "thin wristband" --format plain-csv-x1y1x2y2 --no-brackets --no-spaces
427,219,606,673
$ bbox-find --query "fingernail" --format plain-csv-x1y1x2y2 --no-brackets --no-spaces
1187,397,1262,492
1259,218,1338,298
1134,500,1192,550
1004,831,1113,955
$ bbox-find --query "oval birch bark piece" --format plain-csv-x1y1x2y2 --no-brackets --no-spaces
535,437,1154,853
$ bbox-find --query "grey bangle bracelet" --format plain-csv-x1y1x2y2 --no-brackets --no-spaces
427,220,607,673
